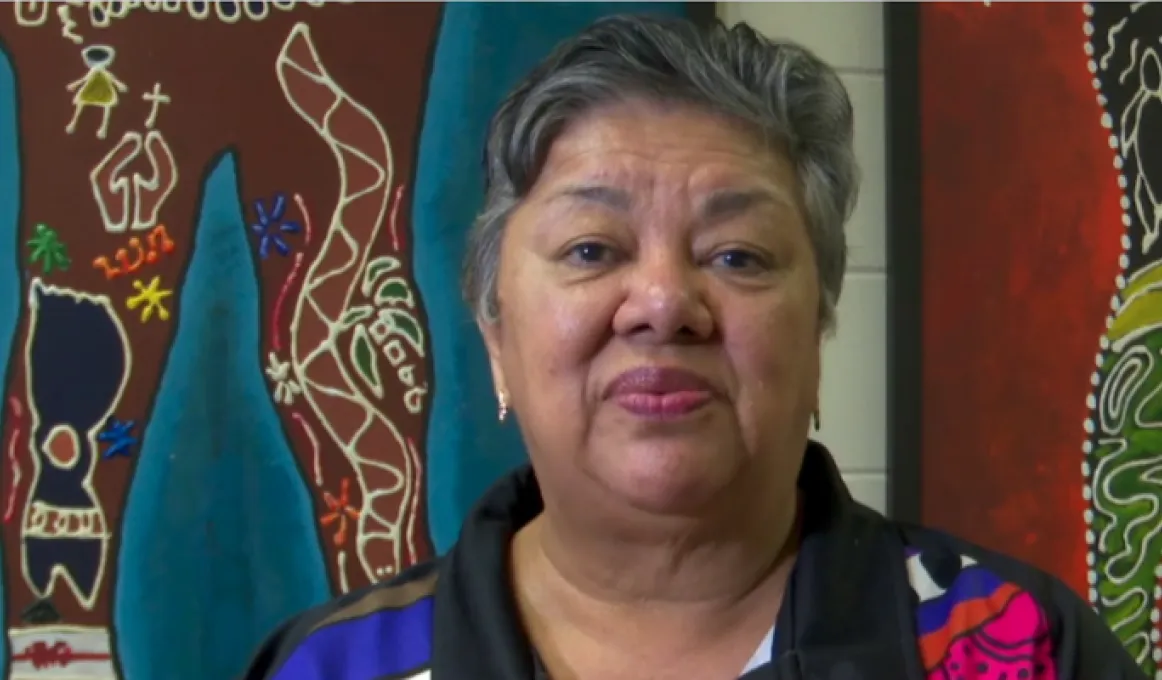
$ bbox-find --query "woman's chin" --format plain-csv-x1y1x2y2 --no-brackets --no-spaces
593,447,738,516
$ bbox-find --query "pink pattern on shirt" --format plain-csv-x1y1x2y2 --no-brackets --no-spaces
928,591,1056,680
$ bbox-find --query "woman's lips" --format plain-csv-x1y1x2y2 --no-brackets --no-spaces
604,366,716,419
612,390,713,418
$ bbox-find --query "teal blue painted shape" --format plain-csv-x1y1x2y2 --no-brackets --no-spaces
0,39,21,679
114,152,330,679
413,2,689,552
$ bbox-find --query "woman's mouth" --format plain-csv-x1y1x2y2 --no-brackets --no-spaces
604,366,717,419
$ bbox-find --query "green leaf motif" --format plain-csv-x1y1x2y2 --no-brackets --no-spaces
380,309,425,356
374,277,414,308
348,323,384,398
339,305,374,330
361,256,402,297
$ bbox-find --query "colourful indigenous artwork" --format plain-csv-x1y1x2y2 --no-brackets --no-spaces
0,2,694,679
889,2,1162,676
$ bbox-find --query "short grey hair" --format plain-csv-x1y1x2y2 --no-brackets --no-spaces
462,14,859,332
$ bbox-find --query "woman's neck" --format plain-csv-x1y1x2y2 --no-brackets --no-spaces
510,490,800,677
534,481,800,603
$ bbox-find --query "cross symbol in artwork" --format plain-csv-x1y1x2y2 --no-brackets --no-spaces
142,82,170,129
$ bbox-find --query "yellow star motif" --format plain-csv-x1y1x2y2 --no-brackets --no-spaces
126,276,173,322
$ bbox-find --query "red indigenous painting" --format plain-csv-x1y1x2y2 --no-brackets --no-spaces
888,2,1162,674
0,1,439,676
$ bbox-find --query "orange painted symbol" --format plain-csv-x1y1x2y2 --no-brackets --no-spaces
319,477,360,547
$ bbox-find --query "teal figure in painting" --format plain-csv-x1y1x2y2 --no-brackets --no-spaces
0,36,24,680
114,153,330,680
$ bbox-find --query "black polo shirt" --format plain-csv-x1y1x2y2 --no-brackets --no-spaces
242,442,1144,679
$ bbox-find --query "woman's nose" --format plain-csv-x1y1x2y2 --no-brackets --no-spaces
611,253,714,344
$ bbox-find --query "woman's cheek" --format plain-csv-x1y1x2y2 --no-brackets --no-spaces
727,307,815,391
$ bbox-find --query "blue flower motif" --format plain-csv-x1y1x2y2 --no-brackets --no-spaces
250,192,302,259
97,416,138,460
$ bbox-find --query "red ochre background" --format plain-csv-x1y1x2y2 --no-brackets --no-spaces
918,2,1123,595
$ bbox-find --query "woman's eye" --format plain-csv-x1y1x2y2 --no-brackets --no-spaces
565,242,616,266
710,248,768,273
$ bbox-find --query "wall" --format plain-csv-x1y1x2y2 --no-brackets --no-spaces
718,3,888,512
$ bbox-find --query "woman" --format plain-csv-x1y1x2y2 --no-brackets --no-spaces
242,14,1143,680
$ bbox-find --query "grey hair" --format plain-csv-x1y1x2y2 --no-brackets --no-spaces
462,14,859,332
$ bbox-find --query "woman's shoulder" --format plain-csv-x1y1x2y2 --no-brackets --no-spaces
891,521,1144,678
895,520,1081,610
237,559,442,680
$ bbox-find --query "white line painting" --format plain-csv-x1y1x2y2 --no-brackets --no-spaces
90,130,178,234
276,22,428,588
20,280,131,614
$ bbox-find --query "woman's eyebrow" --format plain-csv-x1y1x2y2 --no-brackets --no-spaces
701,187,794,221
545,185,793,217
550,184,633,211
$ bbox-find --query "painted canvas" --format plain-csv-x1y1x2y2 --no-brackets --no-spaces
888,2,1162,674
0,2,695,679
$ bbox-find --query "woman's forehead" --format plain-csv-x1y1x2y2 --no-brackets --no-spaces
535,106,794,198
524,117,798,221
549,104,770,162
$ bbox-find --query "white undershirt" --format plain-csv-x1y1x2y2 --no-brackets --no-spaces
739,625,775,676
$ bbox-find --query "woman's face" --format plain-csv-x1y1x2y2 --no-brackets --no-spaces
480,101,822,518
